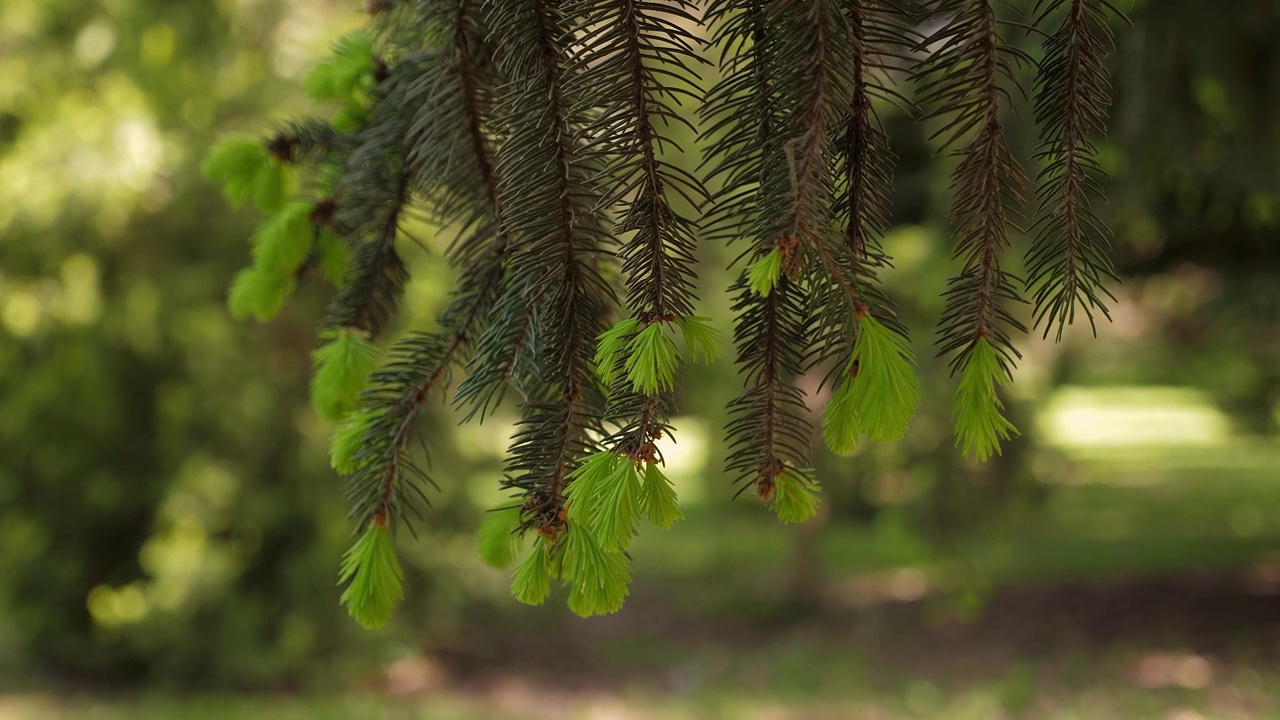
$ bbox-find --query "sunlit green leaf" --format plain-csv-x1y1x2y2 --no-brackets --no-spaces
954,337,1019,461
640,463,682,529
770,468,821,525
747,247,783,297
511,537,552,606
594,318,639,388
676,316,723,365
202,136,269,208
227,265,296,322
822,315,920,454
330,407,383,475
251,201,314,274
304,31,376,102
338,524,403,630
311,328,378,421
562,524,630,617
476,505,524,569
624,321,680,396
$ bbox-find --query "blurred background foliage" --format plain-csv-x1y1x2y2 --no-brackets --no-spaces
4,0,1280,717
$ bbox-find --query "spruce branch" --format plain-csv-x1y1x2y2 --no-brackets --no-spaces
1028,0,1122,339
706,1,820,506
836,0,915,309
207,0,1131,626
724,277,815,501
917,0,1030,456
485,0,616,546
337,0,512,544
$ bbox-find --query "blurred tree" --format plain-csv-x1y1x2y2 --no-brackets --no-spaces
0,0,442,686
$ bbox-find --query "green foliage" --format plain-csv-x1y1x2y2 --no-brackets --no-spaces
1027,0,1123,338
675,316,723,365
338,524,403,630
211,0,1126,625
202,136,266,207
623,322,679,397
252,161,296,214
746,248,782,297
821,377,862,457
202,136,296,212
330,407,383,474
476,506,523,569
770,469,822,525
954,337,1020,461
566,450,682,551
565,452,637,551
822,315,920,454
562,524,630,618
250,202,314,274
640,463,682,530
317,231,350,286
511,537,552,606
310,328,378,421
598,315,720,396
595,318,640,388
303,31,376,102
227,265,296,321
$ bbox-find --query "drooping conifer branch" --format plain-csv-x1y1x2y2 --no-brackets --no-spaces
485,0,615,547
331,5,516,627
705,2,819,518
724,277,817,510
559,0,711,548
341,0,513,526
324,171,410,340
1028,0,1121,340
917,0,1030,458
837,0,912,293
207,0,1129,624
770,0,864,363
702,0,775,251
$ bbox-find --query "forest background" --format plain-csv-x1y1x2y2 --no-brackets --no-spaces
3,0,1280,717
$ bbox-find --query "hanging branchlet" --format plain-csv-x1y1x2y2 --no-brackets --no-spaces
916,0,1031,460
776,0,919,458
334,0,515,629
485,0,624,617
705,1,820,522
1028,0,1122,340
702,0,776,253
558,0,716,554
836,0,915,308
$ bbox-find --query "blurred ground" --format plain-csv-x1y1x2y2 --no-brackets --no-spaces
12,435,1280,720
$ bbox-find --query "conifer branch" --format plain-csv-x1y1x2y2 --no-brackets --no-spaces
566,0,710,497
206,0,1130,623
917,0,1031,459
706,2,818,510
1028,0,1121,340
837,0,913,291
342,0,512,536
324,172,410,338
725,278,814,503
917,0,1030,372
486,0,615,537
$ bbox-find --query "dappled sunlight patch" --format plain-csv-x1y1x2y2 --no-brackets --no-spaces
1132,652,1214,690
831,566,934,608
379,655,447,696
87,582,150,627
1038,386,1232,451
